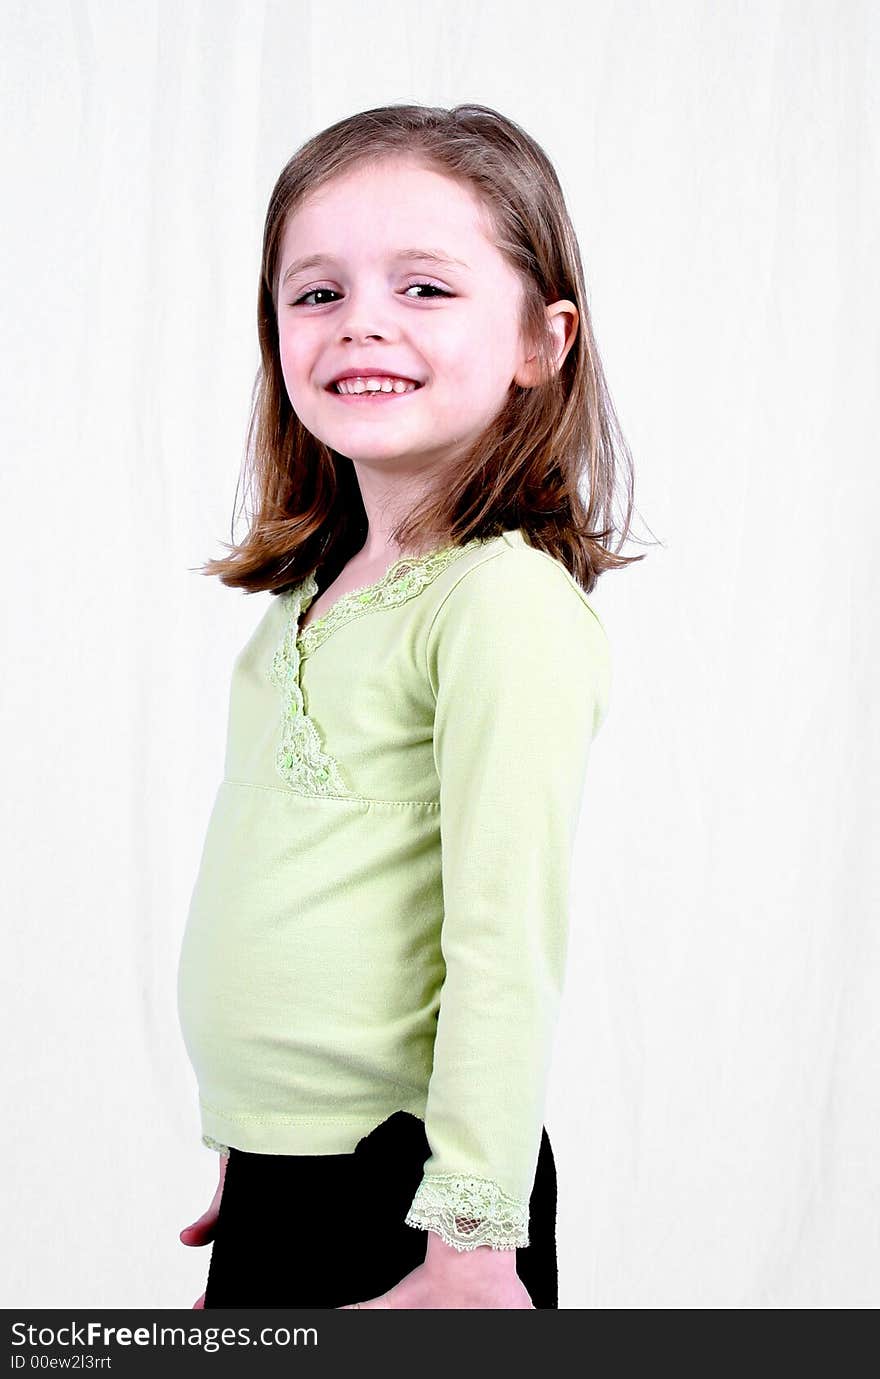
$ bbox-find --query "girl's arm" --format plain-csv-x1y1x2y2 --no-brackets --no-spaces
404,546,611,1254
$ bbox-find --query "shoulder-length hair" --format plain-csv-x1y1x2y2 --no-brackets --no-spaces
198,102,653,596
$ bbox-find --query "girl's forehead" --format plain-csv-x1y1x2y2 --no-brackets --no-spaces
288,161,491,234
304,155,460,198
280,166,500,268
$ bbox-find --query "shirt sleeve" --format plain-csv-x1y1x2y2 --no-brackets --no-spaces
403,545,612,1251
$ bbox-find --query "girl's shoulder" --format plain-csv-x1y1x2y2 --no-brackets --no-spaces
426,527,609,642
424,528,612,739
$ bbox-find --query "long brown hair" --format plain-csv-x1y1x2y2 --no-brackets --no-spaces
197,102,655,596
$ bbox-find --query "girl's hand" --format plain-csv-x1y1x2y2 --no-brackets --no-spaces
338,1231,535,1310
179,1153,228,1309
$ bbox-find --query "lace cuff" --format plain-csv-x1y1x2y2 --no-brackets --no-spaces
202,1133,230,1157
404,1172,530,1251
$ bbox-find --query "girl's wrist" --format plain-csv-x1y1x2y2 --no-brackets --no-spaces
424,1228,518,1271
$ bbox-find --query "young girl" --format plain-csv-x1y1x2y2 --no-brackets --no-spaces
176,102,643,1311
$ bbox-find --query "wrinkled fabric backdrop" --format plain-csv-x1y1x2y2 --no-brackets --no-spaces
2,0,877,1308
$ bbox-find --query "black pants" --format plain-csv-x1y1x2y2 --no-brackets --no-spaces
204,1110,558,1309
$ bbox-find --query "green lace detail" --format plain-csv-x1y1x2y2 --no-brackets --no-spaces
296,540,484,658
202,1134,230,1157
268,540,484,796
269,571,352,796
404,1172,531,1252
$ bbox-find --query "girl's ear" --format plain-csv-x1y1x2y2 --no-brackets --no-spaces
515,300,579,389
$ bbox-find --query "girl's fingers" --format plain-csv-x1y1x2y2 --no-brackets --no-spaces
179,1211,218,1246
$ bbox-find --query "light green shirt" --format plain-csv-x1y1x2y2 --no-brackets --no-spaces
176,527,611,1251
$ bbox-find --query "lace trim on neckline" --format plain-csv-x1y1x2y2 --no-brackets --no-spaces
295,539,484,657
268,538,485,795
404,1172,531,1251
268,576,353,795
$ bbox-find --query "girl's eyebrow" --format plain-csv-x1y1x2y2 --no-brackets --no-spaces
281,248,471,287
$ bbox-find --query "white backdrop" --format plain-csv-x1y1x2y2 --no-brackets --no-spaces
2,0,877,1309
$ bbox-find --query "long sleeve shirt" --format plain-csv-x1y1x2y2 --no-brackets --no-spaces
176,526,612,1251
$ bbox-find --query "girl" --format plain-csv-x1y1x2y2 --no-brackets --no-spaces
176,102,644,1311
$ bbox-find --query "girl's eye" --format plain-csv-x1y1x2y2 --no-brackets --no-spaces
291,287,339,307
289,282,452,307
403,282,452,299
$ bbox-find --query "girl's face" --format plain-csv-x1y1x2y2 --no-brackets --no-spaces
276,157,539,478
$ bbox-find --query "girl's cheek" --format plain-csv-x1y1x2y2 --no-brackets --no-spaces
278,342,303,387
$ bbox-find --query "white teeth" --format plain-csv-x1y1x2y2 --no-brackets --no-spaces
334,377,419,395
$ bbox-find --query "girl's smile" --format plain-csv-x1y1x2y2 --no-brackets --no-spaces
329,388,422,405
323,365,426,408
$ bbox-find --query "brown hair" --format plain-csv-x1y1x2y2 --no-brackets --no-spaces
197,102,655,597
